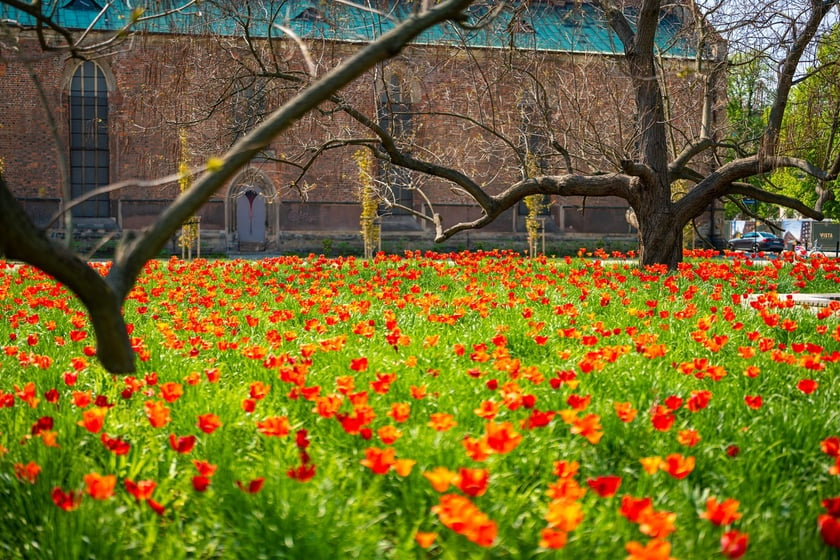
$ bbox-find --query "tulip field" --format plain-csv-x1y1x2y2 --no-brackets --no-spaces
1,249,839,559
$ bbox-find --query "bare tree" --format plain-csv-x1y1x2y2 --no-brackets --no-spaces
0,0,475,374
190,0,837,268
372,0,836,267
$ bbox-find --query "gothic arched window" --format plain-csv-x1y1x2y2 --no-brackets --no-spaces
69,60,110,217
377,74,413,214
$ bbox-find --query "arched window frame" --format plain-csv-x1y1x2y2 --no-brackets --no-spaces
67,60,111,218
376,72,414,214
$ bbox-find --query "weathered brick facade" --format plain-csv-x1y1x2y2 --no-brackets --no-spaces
1,2,716,254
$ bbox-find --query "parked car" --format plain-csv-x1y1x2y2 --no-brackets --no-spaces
727,231,785,253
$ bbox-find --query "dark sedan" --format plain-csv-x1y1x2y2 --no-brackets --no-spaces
727,231,785,253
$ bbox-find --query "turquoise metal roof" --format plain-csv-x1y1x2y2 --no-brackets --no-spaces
0,1,694,57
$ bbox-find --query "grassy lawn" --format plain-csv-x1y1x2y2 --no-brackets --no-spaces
1,250,839,559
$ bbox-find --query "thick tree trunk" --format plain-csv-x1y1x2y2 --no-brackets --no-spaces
633,170,683,269
637,209,683,268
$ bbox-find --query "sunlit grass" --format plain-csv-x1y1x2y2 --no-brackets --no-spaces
0,250,839,559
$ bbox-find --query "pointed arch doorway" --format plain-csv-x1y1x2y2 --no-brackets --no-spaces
226,169,279,252
238,188,265,245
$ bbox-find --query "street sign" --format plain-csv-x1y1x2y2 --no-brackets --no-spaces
811,222,840,251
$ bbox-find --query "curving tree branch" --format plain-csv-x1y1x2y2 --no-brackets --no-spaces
0,174,134,372
434,173,633,241
727,182,824,219
761,0,835,156
674,154,828,223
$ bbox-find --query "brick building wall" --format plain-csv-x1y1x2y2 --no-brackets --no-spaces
1,8,715,253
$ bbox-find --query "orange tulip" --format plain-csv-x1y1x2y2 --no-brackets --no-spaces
84,472,116,500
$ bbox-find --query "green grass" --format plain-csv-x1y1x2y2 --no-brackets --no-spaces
0,250,838,559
